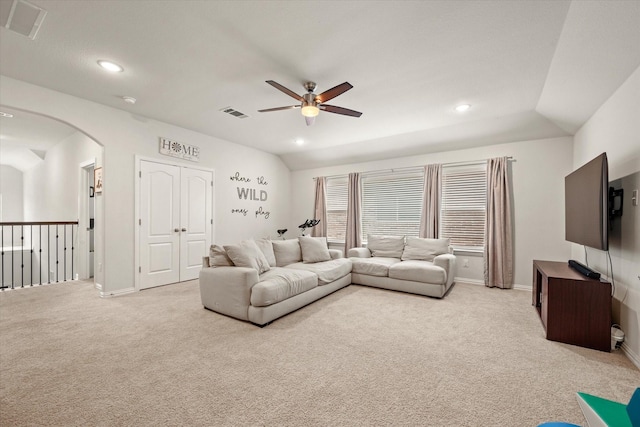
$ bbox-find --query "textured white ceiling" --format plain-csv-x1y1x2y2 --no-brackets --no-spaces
0,0,638,170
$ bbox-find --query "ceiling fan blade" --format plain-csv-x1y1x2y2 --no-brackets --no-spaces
258,105,300,113
316,82,353,103
320,104,362,117
265,80,304,102
305,116,315,126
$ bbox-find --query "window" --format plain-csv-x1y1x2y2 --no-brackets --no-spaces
440,165,487,249
361,170,424,240
325,177,348,242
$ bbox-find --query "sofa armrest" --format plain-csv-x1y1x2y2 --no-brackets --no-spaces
433,253,457,285
329,249,343,259
347,247,371,258
202,256,211,268
199,266,259,321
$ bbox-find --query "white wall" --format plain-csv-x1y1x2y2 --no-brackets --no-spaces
291,136,574,289
0,76,293,295
23,131,102,221
572,65,640,364
0,165,23,222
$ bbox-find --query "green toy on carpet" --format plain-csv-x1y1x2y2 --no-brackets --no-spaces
576,388,640,427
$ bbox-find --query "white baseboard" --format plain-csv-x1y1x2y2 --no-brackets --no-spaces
621,342,640,369
100,287,135,298
94,282,103,291
455,277,530,291
455,277,484,286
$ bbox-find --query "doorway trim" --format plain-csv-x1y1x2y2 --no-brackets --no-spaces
133,155,215,291
77,158,96,284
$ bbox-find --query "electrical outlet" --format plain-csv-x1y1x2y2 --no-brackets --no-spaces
463,258,469,268
98,262,103,272
632,189,638,206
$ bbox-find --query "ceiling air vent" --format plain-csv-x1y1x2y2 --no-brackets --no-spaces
220,107,249,119
1,0,47,40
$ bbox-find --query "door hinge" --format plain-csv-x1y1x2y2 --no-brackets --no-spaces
211,181,213,187
139,266,141,273
139,219,141,225
211,219,213,224
139,171,142,178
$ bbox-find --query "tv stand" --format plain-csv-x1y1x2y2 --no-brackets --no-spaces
568,259,601,279
532,260,611,352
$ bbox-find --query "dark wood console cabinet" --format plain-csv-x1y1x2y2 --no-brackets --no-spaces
532,260,611,352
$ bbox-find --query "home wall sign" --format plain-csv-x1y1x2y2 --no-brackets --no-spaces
230,171,271,219
159,137,200,162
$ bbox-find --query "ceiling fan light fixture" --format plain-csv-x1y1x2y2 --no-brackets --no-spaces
301,104,319,117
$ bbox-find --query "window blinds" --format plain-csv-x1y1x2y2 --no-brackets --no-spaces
440,165,487,249
325,177,348,241
361,171,424,240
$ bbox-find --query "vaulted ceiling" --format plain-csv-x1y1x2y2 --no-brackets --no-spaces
1,0,639,171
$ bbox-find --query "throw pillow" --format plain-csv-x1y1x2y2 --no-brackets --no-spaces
223,240,270,274
298,236,331,263
209,244,234,267
367,234,405,258
271,239,302,267
255,238,277,267
401,237,450,262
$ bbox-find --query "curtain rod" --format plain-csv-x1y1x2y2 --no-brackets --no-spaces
313,156,514,180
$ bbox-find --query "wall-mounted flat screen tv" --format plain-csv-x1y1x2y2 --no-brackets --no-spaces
565,152,609,251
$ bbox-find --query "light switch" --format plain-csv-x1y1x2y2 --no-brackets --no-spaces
633,189,638,206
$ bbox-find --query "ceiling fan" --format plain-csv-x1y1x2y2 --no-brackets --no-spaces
258,80,362,126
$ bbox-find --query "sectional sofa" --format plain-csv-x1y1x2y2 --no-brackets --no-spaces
199,235,456,326
349,235,456,298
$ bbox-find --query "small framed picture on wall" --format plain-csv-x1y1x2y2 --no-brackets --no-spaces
94,167,103,194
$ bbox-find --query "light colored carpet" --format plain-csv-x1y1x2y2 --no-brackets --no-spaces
0,280,637,426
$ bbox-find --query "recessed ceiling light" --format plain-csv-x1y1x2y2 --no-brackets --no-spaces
295,139,304,146
97,60,124,73
0,111,14,118
455,104,471,113
122,96,137,104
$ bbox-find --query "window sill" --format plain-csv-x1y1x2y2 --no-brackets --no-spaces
452,247,484,256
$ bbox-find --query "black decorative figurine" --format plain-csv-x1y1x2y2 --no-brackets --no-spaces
298,219,320,236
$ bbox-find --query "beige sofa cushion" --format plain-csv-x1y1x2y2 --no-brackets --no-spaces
350,257,400,277
209,244,234,267
223,240,271,274
367,234,405,258
286,258,352,285
389,260,446,284
255,238,277,267
272,239,302,267
251,268,318,307
401,237,450,262
299,236,331,263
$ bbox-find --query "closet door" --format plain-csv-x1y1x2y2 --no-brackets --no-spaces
180,167,212,281
140,161,181,289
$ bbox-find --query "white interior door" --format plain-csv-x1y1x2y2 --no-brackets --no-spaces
140,162,181,289
139,160,213,289
180,168,212,281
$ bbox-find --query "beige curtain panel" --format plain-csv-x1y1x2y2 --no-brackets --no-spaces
419,163,442,239
484,156,514,289
312,177,327,237
345,172,362,254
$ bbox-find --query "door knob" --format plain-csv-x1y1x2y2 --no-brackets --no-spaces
181,228,187,232
174,228,180,232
